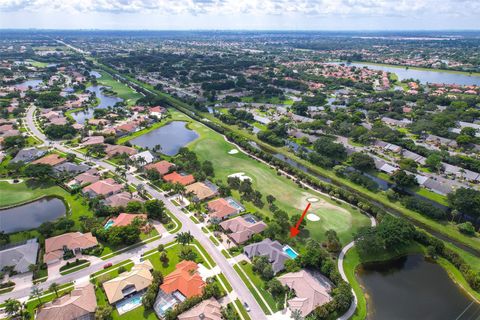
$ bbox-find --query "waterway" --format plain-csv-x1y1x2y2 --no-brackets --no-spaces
70,85,124,124
0,197,67,233
332,62,480,86
357,254,480,320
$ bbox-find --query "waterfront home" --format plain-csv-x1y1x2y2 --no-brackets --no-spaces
0,239,39,274
243,238,290,274
278,270,332,317
130,150,154,165
107,213,147,228
177,297,222,320
149,106,166,118
163,171,195,186
82,178,123,198
103,261,154,304
207,197,244,222
44,232,98,264
185,180,219,202
105,144,137,158
219,215,267,244
145,160,174,175
36,283,97,320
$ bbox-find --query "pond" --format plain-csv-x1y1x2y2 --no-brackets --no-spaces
130,121,199,156
14,79,43,90
70,85,123,124
332,62,480,86
357,254,480,320
0,197,67,233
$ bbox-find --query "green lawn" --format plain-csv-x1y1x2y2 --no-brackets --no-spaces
217,273,233,292
59,260,91,275
233,299,252,320
186,120,370,245
91,260,134,279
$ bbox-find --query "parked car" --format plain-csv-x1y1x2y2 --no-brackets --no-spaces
103,263,112,269
244,302,250,312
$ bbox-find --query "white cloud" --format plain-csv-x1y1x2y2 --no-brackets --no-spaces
1,0,480,17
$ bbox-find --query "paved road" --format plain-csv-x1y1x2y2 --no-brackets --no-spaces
17,106,267,320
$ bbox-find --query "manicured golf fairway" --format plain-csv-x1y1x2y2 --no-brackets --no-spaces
185,116,370,244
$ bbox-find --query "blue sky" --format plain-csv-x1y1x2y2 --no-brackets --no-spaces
1,0,480,30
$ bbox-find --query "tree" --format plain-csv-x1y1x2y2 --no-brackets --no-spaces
179,246,197,261
0,231,9,246
291,309,304,320
49,282,59,297
31,285,43,304
95,305,113,320
457,222,476,235
325,229,341,253
126,201,143,213
266,278,285,297
144,199,166,221
350,152,375,171
175,231,194,246
4,299,28,319
425,154,442,172
1,135,26,149
448,188,480,219
392,170,418,188
160,251,169,265
24,163,53,180
266,194,276,205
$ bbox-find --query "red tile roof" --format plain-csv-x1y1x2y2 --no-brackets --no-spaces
32,154,67,166
111,213,147,227
160,261,205,298
82,178,123,196
207,198,238,220
163,171,195,186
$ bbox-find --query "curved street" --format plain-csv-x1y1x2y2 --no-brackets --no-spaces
3,105,268,320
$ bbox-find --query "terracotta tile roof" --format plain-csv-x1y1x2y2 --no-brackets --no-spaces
44,232,98,264
36,283,97,320
207,198,238,220
111,213,147,227
150,106,166,114
81,135,104,146
177,297,222,320
185,181,218,201
69,169,100,186
160,261,205,298
145,160,174,175
105,144,137,157
82,178,123,197
163,171,195,186
103,261,153,304
219,216,267,244
278,270,332,317
31,154,67,166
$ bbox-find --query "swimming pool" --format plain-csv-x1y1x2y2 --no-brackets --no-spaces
283,245,299,259
116,293,143,315
104,219,115,230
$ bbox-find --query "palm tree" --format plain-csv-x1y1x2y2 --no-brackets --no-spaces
175,231,194,246
49,282,59,298
4,299,21,317
173,183,186,202
291,309,303,320
28,263,37,274
31,285,43,305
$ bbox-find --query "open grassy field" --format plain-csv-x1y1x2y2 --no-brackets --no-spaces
95,70,143,106
185,119,370,245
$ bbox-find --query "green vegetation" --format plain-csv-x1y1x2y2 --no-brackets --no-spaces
233,263,272,315
59,259,90,275
217,273,233,293
95,70,143,106
233,299,251,320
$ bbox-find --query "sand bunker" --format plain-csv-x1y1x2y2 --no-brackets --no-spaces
228,172,252,181
307,197,319,203
307,213,320,222
228,149,239,154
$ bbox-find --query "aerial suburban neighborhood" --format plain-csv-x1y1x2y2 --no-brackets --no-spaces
0,2,480,320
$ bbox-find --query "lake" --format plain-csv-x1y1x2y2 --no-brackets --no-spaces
14,79,43,90
332,62,480,86
357,254,480,320
70,85,123,124
0,197,67,233
130,121,199,156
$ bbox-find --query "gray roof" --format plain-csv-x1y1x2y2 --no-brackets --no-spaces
11,148,46,163
0,239,39,273
53,162,89,175
423,178,455,196
243,238,290,274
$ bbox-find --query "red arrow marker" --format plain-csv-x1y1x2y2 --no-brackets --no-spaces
289,202,311,238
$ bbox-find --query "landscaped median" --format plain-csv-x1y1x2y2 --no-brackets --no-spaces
233,261,277,315
59,259,91,275
90,259,135,281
